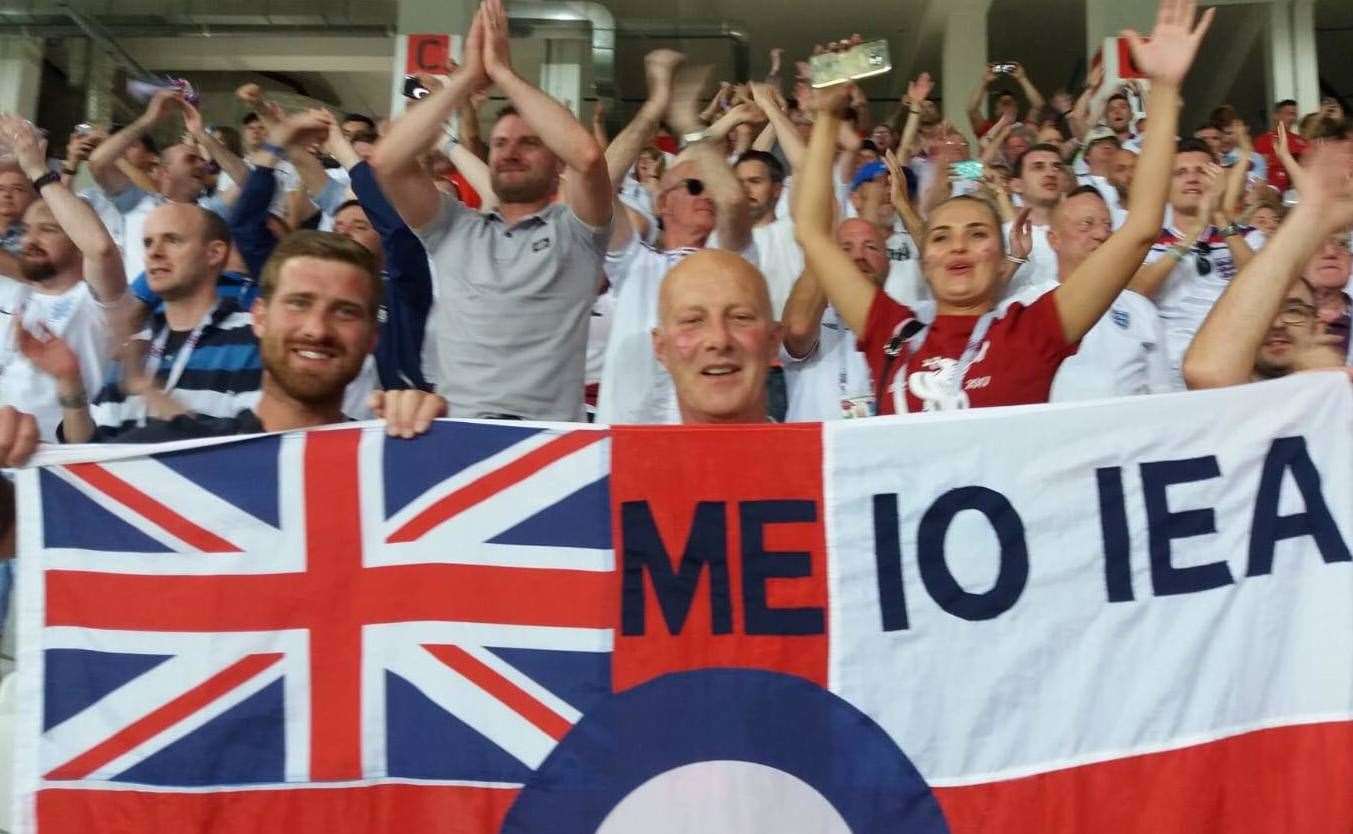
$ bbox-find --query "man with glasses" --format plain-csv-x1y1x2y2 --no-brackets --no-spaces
1129,138,1264,389
597,64,754,424
1184,141,1353,389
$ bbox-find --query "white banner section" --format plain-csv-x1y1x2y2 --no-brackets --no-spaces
824,374,1353,787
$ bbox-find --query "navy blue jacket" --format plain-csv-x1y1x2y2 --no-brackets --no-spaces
227,163,432,390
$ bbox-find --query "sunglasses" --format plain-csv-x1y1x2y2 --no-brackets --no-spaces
664,178,705,197
1193,242,1213,277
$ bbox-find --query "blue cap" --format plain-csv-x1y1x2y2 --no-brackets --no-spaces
850,160,888,192
848,160,918,200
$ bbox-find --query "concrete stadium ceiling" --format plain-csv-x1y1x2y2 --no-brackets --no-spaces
4,0,1349,117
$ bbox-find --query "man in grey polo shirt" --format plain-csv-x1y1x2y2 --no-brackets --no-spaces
372,0,612,421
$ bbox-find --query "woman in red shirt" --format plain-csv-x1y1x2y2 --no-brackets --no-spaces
795,0,1212,415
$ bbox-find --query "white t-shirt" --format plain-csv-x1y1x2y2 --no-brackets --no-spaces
0,279,118,441
597,236,759,424
751,217,803,320
782,305,874,421
883,223,926,307
1003,221,1060,298
585,287,615,388
1146,215,1267,389
1051,289,1171,401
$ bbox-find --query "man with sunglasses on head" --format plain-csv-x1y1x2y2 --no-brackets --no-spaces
1127,137,1265,389
1184,142,1353,388
597,64,755,424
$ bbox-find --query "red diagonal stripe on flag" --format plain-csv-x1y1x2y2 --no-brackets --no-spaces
423,644,573,742
64,463,240,553
387,431,606,544
45,652,284,781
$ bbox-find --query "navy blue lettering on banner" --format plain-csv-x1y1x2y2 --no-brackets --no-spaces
1140,456,1233,596
1248,436,1352,576
739,501,825,636
873,494,910,632
916,487,1029,621
1096,467,1135,603
620,501,732,636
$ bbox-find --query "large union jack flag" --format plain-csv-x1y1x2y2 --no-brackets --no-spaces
15,422,615,834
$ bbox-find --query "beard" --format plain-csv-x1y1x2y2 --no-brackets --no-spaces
261,335,363,406
490,167,554,204
19,256,56,283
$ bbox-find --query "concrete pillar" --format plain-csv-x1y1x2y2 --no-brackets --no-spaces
540,38,586,118
940,0,991,139
1266,0,1319,114
392,0,477,117
1290,0,1319,113
0,37,44,121
84,46,118,127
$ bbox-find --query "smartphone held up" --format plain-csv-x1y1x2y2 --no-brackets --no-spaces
809,40,892,89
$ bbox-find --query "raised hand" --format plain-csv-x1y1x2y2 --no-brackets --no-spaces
906,72,934,108
235,83,263,106
1122,0,1214,88
180,99,206,137
644,48,685,105
272,109,333,149
1200,161,1238,226
0,116,48,179
65,127,104,167
1009,207,1034,262
1293,140,1353,234
141,89,182,126
480,0,514,82
667,63,714,135
882,149,912,210
1087,62,1105,91
1232,119,1252,154
459,6,489,90
16,323,80,384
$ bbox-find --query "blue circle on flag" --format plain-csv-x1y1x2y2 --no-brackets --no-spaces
502,668,950,833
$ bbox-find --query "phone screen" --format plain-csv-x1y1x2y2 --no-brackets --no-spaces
809,40,892,89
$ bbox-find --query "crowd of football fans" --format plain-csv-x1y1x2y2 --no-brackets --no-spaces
0,0,1346,475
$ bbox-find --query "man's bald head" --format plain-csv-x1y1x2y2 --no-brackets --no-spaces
658,250,773,323
143,202,231,299
653,250,779,424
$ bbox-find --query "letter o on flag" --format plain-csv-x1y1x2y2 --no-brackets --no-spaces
916,486,1029,621
501,669,950,833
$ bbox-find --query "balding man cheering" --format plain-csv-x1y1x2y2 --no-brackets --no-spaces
88,90,242,282
651,250,779,424
780,218,890,420
25,202,263,442
600,63,755,424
